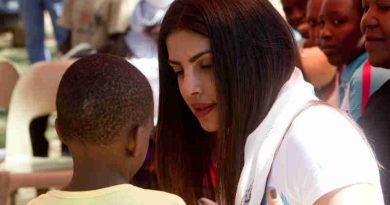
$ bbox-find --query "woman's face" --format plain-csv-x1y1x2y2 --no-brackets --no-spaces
361,0,390,68
166,30,219,132
318,0,364,66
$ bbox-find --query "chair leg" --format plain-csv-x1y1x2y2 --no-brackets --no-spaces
0,171,10,205
10,191,16,205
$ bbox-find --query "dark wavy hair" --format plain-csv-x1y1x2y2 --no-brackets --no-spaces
156,0,298,204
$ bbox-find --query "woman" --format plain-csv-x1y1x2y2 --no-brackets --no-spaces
155,0,383,204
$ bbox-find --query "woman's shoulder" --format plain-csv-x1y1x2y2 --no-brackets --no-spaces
287,104,365,146
274,106,379,204
271,104,381,205
282,104,375,164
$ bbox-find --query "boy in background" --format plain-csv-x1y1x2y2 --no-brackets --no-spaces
27,54,185,205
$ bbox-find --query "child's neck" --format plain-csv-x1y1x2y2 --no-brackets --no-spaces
62,157,131,191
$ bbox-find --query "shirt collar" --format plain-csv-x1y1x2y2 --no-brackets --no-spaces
340,52,368,85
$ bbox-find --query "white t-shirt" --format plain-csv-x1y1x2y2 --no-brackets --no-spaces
27,184,185,205
267,105,383,205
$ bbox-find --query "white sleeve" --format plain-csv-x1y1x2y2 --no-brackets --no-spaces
280,106,382,205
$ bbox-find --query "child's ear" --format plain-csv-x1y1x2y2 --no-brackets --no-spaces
126,125,146,157
55,119,66,144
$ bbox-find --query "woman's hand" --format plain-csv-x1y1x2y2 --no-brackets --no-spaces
198,197,218,205
197,187,285,205
266,187,284,205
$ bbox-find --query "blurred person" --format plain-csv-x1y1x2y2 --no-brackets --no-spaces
282,0,338,105
281,0,314,47
57,0,136,54
18,0,67,64
301,0,338,106
358,0,390,203
319,0,390,120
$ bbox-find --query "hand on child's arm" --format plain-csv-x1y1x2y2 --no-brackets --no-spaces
267,187,284,205
198,197,217,205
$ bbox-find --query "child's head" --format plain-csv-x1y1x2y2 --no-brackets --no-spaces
56,54,153,177
318,0,365,66
361,0,390,68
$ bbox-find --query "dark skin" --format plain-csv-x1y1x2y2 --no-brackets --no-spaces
56,118,153,191
306,0,324,45
282,0,308,29
282,0,315,47
318,0,365,67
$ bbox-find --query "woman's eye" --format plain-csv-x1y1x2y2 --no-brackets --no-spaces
170,65,184,77
201,64,213,69
174,70,184,77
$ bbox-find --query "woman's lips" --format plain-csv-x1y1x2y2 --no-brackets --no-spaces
191,103,216,118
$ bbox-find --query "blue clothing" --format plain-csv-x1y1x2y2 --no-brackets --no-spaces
340,53,390,120
339,53,368,107
18,0,66,64
350,66,390,120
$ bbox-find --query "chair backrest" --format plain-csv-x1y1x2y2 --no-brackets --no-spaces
0,60,19,110
5,60,74,163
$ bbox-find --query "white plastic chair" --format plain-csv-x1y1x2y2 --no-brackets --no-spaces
0,60,19,110
0,60,76,205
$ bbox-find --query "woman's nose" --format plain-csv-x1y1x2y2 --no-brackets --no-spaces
181,70,202,97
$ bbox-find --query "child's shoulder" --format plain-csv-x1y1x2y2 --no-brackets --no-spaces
26,192,54,205
27,185,186,205
130,185,186,205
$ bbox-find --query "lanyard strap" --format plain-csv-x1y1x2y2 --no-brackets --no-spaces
361,61,371,114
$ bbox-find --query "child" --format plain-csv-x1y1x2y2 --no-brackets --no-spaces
359,0,390,203
27,54,185,205
318,0,390,120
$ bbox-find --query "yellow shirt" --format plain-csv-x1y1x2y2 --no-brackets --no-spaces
27,184,185,205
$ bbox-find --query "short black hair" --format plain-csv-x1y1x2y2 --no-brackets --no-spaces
56,54,153,145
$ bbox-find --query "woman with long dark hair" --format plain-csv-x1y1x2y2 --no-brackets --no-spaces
155,0,384,204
